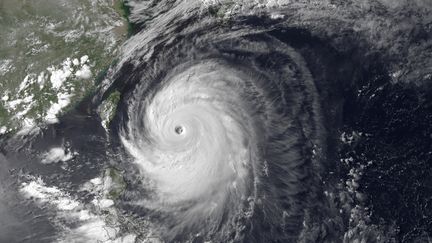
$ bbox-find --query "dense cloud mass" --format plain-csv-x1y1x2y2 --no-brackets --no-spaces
1,0,431,242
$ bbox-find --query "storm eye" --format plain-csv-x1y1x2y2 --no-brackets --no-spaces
175,125,184,135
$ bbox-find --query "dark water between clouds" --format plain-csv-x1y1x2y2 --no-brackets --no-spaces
1,1,432,242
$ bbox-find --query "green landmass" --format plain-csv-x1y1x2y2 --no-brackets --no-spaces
105,167,127,200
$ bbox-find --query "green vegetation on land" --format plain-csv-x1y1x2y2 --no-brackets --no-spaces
105,167,126,200
0,0,131,135
115,0,138,37
98,90,121,130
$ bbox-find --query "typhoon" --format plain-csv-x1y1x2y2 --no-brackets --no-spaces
119,51,322,240
1,0,432,242
111,15,326,240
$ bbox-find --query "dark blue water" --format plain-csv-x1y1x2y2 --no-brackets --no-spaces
1,1,431,242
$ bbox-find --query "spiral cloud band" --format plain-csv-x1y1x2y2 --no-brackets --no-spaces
122,61,259,211
112,14,325,239
0,0,430,242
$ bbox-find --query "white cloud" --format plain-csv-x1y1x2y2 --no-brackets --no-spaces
72,58,80,66
20,176,137,242
0,59,13,75
1,94,9,101
41,147,75,164
45,92,72,124
0,126,6,134
48,58,74,90
93,198,114,208
75,64,92,79
37,71,46,89
80,55,89,64
18,75,33,93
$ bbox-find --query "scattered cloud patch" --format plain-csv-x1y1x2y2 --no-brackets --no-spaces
41,147,75,164
0,126,6,135
20,176,136,242
1,94,9,101
0,55,94,133
48,59,74,90
45,92,72,124
0,59,13,75
80,55,89,65
75,64,92,79
72,58,80,66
